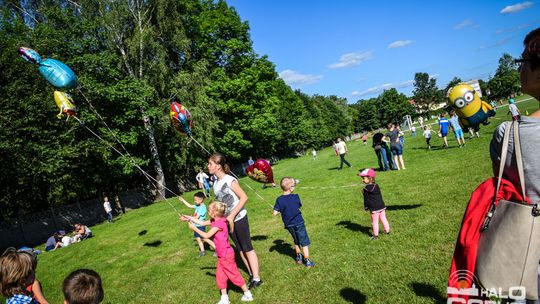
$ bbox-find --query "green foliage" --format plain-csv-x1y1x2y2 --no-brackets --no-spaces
378,88,414,126
413,72,443,112
0,0,355,217
488,53,520,100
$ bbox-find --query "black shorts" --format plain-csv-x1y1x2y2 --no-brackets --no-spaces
229,215,253,252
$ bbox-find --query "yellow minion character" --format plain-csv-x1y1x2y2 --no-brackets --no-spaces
447,84,495,128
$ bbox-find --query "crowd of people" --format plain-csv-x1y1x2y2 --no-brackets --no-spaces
1,26,538,304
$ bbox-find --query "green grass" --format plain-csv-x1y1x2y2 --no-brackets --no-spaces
6,96,539,303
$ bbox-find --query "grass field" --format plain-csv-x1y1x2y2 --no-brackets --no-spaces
7,96,539,304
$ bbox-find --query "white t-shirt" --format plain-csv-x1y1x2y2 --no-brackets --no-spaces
509,104,520,116
423,130,431,139
103,201,112,213
196,172,209,183
336,141,347,154
62,236,72,247
213,174,247,222
312,149,316,156
411,126,416,132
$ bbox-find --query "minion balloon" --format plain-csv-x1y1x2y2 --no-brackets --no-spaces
447,84,495,129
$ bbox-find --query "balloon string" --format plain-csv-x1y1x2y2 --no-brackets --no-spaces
72,116,182,216
189,135,212,155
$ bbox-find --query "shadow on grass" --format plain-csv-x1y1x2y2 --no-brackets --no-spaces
340,287,367,304
387,204,422,211
205,271,215,277
269,239,296,260
336,221,371,236
252,235,268,241
143,240,162,247
328,167,341,170
413,146,458,151
410,282,446,304
138,230,147,236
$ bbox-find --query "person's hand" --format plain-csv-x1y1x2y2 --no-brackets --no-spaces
188,221,196,230
180,215,192,222
226,215,235,233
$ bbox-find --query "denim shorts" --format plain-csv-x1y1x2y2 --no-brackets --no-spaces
454,128,464,139
390,143,403,156
193,226,206,238
286,223,310,247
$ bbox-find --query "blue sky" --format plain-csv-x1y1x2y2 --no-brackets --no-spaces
226,0,539,103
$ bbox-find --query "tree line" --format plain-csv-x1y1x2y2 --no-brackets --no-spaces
0,0,352,219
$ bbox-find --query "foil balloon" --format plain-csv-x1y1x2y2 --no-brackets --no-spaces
245,159,274,184
53,91,77,120
447,84,495,129
170,101,193,136
18,47,41,64
18,47,78,89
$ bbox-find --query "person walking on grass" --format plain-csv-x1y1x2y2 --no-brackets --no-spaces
449,109,466,148
385,124,405,170
273,177,315,268
179,192,217,257
423,125,435,150
438,113,450,148
183,202,254,304
358,169,390,240
336,138,352,170
508,97,521,121
208,153,262,289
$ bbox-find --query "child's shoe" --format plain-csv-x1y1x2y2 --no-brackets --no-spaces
371,236,379,240
248,278,263,289
295,253,303,264
305,258,315,268
198,251,206,257
241,291,254,302
217,295,230,304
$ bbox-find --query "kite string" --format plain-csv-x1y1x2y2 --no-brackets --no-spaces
72,116,182,215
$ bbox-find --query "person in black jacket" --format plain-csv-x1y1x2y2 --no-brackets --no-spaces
358,168,391,240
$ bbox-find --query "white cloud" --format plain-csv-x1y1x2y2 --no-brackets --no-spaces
454,19,475,30
496,21,539,34
476,37,511,50
278,69,323,86
387,40,413,49
328,51,373,69
501,1,534,14
352,79,415,97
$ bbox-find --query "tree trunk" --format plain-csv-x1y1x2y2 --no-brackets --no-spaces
141,107,166,200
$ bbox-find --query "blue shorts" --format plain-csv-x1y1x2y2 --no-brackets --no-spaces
454,128,464,139
193,226,206,238
286,223,310,247
390,144,403,156
441,131,448,137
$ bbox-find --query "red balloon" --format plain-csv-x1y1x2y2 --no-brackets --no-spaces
245,159,274,184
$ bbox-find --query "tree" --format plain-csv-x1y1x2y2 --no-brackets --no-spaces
378,89,414,126
488,53,520,100
413,72,442,112
351,98,380,131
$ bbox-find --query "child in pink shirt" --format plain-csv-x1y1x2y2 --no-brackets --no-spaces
183,201,253,304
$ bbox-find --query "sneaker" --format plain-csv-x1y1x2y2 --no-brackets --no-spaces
371,236,379,240
241,293,254,302
305,258,315,268
217,296,230,304
248,279,263,289
295,253,303,264
198,251,206,257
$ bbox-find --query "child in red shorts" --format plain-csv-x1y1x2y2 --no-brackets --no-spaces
184,201,253,304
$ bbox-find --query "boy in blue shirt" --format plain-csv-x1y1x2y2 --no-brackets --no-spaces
438,113,450,148
179,192,216,257
273,177,315,268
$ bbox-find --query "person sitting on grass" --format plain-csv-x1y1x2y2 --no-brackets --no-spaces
358,169,391,240
73,224,92,242
0,248,40,304
62,269,104,304
273,177,315,268
179,192,217,257
183,201,254,304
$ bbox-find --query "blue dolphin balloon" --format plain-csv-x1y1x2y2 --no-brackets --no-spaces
38,59,78,89
18,47,78,89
